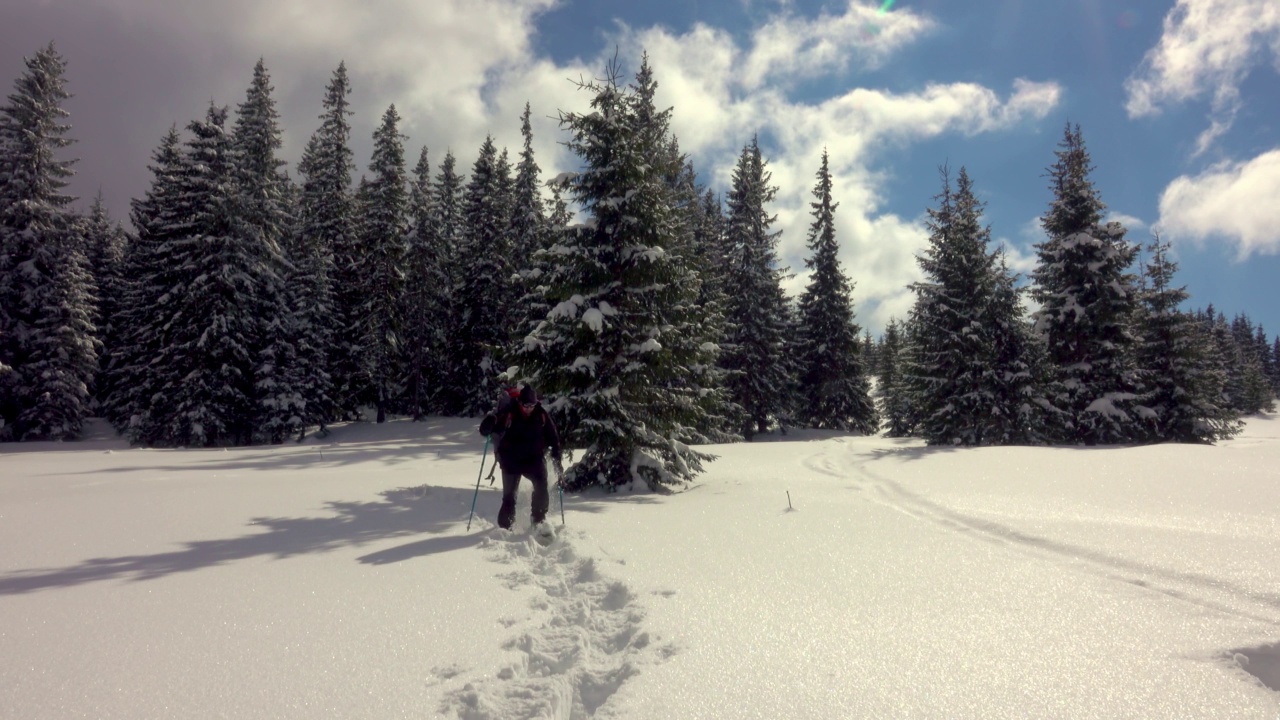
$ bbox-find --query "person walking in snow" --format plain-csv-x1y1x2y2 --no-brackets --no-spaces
478,384,562,530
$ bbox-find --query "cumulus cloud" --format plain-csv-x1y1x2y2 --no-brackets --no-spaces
739,3,935,90
1124,0,1280,154
627,28,1057,333
1157,149,1280,258
5,0,1061,336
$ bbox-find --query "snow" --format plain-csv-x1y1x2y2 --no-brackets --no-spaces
3,416,1280,718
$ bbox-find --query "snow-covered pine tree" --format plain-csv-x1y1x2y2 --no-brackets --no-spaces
720,136,795,439
1253,325,1273,385
441,135,513,417
907,166,1000,445
674,182,742,441
508,104,551,347
1272,336,1280,393
401,146,450,418
430,150,468,413
511,103,545,265
1030,124,1145,444
0,43,99,441
513,58,716,491
292,65,353,431
147,106,262,446
794,149,878,433
359,105,409,423
1136,232,1240,442
307,63,363,422
877,318,915,436
985,252,1050,444
105,127,184,440
1228,314,1274,414
861,331,877,378
83,192,127,411
232,59,300,443
909,166,1043,445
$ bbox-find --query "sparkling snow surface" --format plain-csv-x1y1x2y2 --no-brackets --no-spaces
2,416,1279,718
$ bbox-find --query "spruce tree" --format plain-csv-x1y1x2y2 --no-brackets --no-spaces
1137,233,1240,442
511,104,545,264
513,59,716,490
148,106,260,446
794,149,878,433
293,64,353,431
360,105,409,423
907,166,998,445
720,137,795,439
442,135,513,416
985,253,1049,444
509,104,551,352
232,60,298,442
401,146,449,418
678,184,743,441
106,127,184,439
0,43,98,440
877,319,915,436
83,192,127,410
1030,124,1145,444
310,64,363,421
909,167,1042,445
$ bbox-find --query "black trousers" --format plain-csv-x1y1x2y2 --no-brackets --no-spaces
497,459,549,529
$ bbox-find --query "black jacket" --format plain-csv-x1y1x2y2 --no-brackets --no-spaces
480,400,562,472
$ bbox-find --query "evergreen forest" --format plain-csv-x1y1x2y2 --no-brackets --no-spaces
2,46,1275,490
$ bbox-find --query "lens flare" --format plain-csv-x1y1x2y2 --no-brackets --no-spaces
878,0,896,14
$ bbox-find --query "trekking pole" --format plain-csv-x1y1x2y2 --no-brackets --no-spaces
554,456,566,526
466,435,492,531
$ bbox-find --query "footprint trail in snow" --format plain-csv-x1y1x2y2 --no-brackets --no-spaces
441,522,668,719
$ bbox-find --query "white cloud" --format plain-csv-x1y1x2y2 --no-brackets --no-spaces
83,0,1059,337
1157,149,1280,258
1124,0,1280,152
615,10,1059,336
739,2,935,90
1105,212,1147,233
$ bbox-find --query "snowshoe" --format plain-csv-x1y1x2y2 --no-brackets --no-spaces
532,521,556,545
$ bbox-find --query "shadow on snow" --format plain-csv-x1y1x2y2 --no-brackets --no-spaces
0,484,483,595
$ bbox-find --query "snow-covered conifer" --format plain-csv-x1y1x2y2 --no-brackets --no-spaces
83,193,127,410
513,58,716,490
147,106,261,446
0,43,98,440
306,63,362,421
104,127,183,439
401,146,450,418
1136,233,1240,442
440,136,514,417
877,319,915,436
359,105,410,423
233,60,300,442
1030,124,1145,444
909,166,1043,445
794,150,877,433
720,137,795,439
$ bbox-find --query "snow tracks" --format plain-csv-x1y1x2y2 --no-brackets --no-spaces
441,527,661,719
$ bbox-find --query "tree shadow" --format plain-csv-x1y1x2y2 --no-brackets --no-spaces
47,419,484,475
0,484,481,595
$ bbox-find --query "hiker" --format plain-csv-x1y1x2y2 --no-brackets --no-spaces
478,384,562,530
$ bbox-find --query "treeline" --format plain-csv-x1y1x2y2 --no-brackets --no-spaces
870,127,1272,445
0,46,1271,490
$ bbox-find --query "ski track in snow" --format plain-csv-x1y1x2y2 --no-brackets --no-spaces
440,515,667,719
804,439,1280,694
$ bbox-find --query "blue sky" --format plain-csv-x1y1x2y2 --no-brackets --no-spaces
3,0,1278,336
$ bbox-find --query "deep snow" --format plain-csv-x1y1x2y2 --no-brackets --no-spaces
2,414,1278,718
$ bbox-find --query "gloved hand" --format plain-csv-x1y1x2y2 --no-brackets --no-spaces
479,415,495,437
